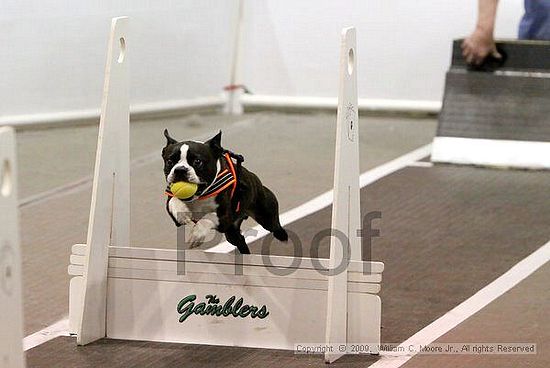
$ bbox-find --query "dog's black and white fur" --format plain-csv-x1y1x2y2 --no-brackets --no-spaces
162,129,288,254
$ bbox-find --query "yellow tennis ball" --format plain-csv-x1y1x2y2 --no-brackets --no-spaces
170,181,198,199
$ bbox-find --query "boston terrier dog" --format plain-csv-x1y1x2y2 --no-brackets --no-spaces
162,129,288,254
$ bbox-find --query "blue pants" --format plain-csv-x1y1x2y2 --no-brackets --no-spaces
519,0,550,40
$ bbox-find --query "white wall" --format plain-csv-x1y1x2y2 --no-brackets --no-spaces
240,0,524,105
0,0,526,122
0,0,237,121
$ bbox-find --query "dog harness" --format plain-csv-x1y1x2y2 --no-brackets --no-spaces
165,152,242,211
197,153,238,200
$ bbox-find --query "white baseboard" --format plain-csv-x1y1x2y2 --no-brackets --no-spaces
0,96,225,128
1,94,440,128
240,94,441,114
431,136,550,169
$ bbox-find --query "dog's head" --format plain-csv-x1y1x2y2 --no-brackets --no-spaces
162,129,224,189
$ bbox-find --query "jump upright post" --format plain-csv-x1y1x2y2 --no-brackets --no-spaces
69,18,383,364
325,26,363,364
0,127,26,368
75,16,129,346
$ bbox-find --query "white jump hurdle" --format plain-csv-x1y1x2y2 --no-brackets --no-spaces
0,127,26,367
69,18,383,364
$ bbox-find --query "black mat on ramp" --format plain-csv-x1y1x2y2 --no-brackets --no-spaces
451,39,550,72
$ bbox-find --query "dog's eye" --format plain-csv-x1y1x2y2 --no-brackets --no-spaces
166,159,173,166
193,158,203,168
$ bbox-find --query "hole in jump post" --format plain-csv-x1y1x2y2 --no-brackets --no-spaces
1,159,12,197
117,37,126,63
347,48,354,75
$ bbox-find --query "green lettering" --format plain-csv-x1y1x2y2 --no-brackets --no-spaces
194,302,206,315
256,305,269,319
222,296,235,316
177,295,197,322
205,304,224,316
239,305,251,318
232,298,243,317
177,294,269,322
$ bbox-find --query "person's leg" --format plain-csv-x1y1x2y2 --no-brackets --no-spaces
518,0,550,40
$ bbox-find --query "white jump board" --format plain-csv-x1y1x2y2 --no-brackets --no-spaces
68,245,383,350
431,137,550,169
71,244,384,273
69,245,383,293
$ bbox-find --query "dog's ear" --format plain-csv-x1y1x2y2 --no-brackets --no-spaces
164,128,178,145
206,130,223,156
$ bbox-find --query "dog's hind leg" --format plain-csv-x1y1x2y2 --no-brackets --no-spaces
254,186,288,242
225,225,251,254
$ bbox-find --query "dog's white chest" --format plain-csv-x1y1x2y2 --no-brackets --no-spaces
186,197,218,214
168,197,218,226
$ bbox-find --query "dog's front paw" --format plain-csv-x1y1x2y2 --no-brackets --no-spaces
188,219,214,248
167,197,194,226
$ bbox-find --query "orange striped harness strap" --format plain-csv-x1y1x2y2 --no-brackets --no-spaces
197,153,237,200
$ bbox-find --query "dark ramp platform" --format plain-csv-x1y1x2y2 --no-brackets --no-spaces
437,71,550,142
437,40,550,142
27,165,550,367
433,39,550,169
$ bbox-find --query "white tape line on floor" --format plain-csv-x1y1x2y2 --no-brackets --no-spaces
368,239,550,368
23,318,70,351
